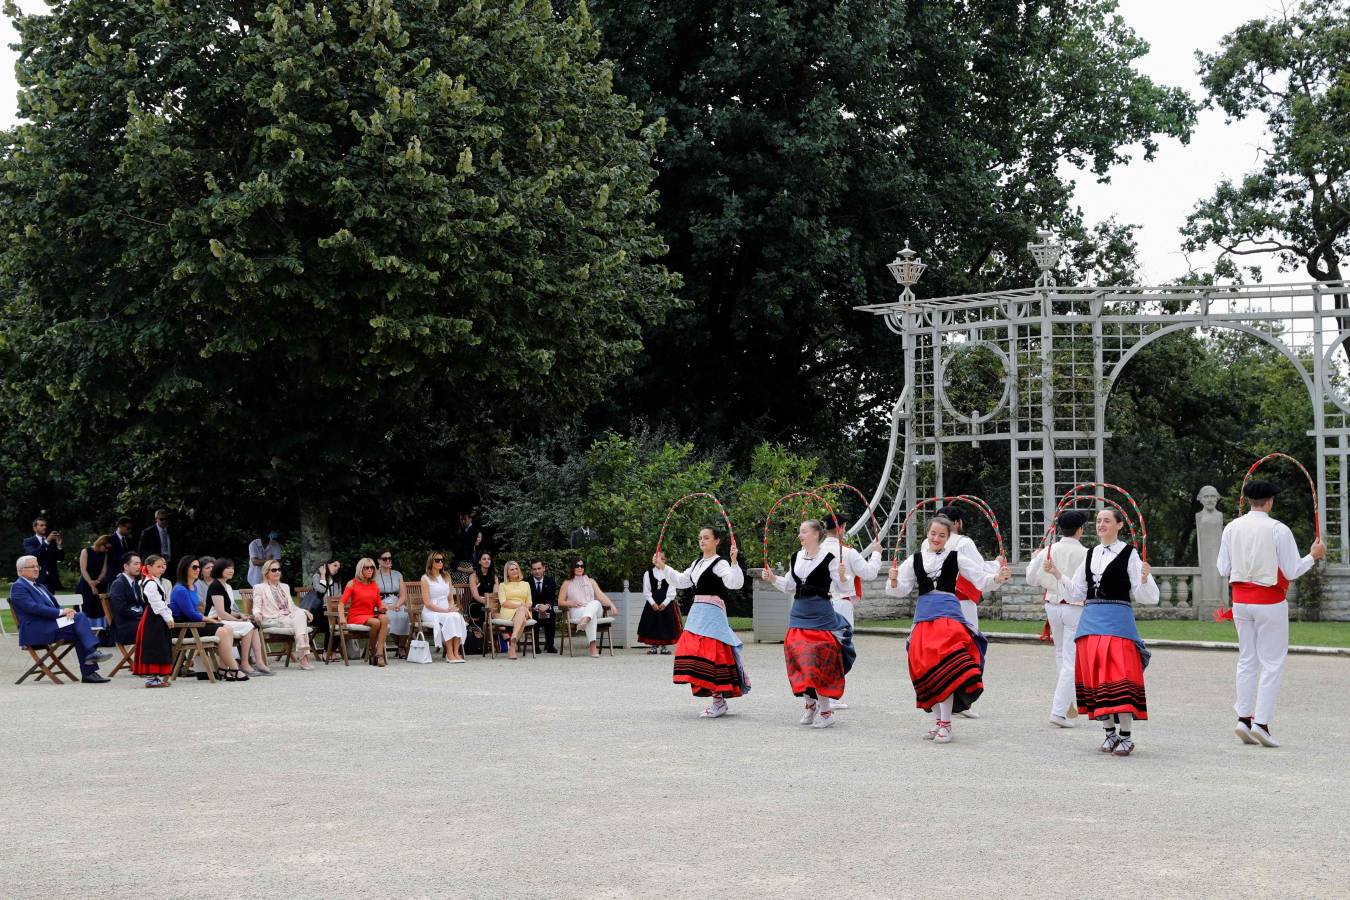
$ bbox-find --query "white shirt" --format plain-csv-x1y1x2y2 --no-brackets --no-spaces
661,556,744,593
1026,537,1088,605
821,537,883,600
1215,510,1313,585
949,533,1002,595
885,544,997,597
643,570,673,608
246,539,282,586
1057,540,1159,605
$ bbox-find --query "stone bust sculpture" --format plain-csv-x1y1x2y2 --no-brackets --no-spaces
1195,485,1226,607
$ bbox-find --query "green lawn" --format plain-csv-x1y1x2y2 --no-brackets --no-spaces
855,617,1350,648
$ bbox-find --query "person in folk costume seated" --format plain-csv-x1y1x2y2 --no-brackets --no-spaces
653,525,747,719
1042,507,1158,757
1025,510,1090,728
761,519,864,729
820,513,882,710
1216,479,1325,747
638,564,683,655
886,516,1008,743
935,505,1003,718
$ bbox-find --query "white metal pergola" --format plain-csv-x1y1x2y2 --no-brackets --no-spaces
851,233,1350,563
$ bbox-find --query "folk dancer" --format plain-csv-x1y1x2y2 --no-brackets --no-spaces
1026,510,1089,728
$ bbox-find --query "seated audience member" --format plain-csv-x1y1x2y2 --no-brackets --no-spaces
205,558,270,676
169,556,247,681
558,557,618,659
421,551,467,663
9,555,109,683
375,550,410,658
342,558,390,666
108,552,146,647
252,561,315,671
495,561,534,660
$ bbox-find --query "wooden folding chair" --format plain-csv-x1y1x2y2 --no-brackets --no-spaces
98,593,135,676
486,593,536,658
324,595,371,666
169,623,220,682
559,608,616,657
11,605,80,685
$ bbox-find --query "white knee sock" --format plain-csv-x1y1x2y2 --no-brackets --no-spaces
818,696,832,715
1117,712,1133,737
935,698,954,722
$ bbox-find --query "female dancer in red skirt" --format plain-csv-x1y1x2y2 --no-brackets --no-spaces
886,516,1008,743
132,554,175,688
653,526,746,718
1041,508,1157,756
761,519,861,729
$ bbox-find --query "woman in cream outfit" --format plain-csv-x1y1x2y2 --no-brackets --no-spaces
420,551,467,663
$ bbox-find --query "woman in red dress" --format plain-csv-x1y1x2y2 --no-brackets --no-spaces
342,557,390,666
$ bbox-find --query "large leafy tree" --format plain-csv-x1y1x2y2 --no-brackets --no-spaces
0,0,677,567
588,0,1194,458
1182,1,1350,293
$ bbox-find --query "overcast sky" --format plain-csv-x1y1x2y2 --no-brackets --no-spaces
0,0,1294,285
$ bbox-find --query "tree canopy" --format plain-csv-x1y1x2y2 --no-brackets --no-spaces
0,0,678,565
589,0,1195,459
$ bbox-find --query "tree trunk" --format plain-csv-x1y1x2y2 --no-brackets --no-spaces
299,498,332,583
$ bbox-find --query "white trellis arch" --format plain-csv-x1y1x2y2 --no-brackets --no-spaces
850,235,1350,564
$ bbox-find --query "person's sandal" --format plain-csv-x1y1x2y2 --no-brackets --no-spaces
222,667,250,682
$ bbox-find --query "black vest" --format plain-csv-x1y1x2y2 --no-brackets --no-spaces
790,551,835,599
912,550,960,595
692,558,728,599
1085,544,1134,601
647,567,669,603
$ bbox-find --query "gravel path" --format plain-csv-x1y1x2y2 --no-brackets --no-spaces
2,635,1347,898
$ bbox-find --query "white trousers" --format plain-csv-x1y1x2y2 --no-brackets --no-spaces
569,600,604,643
831,598,856,628
959,600,979,630
1045,602,1083,718
1234,601,1288,725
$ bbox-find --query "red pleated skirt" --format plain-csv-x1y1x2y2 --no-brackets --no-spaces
1075,634,1148,719
908,617,984,712
784,627,845,699
673,632,745,698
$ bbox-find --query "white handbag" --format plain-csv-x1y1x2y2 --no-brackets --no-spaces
407,633,433,664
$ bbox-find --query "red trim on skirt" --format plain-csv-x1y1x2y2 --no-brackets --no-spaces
1075,633,1148,719
673,631,745,698
908,617,984,712
784,627,845,699
637,602,683,646
132,610,173,676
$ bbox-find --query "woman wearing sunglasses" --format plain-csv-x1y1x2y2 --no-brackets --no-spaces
252,561,316,670
342,558,390,666
558,558,618,658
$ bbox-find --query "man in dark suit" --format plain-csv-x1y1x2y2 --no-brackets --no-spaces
528,558,559,653
454,512,481,567
138,509,173,560
109,517,135,565
21,516,65,592
10,555,110,682
106,552,145,647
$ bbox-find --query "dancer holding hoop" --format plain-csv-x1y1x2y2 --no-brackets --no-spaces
935,504,1008,718
886,515,1009,744
761,518,865,729
1042,508,1157,757
822,512,883,710
653,525,747,718
1025,510,1089,728
1216,479,1325,747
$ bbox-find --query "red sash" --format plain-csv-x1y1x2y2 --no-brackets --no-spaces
955,574,982,604
1231,569,1288,605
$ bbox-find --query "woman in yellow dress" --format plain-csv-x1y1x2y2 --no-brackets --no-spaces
496,561,534,659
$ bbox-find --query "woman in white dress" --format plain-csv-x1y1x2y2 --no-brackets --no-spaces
420,551,467,663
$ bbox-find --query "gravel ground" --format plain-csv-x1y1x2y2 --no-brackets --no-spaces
2,635,1347,899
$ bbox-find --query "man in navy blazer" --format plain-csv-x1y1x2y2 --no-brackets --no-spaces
10,555,110,683
21,516,65,592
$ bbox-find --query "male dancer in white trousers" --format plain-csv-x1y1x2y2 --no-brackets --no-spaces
1025,510,1089,728
822,513,881,710
1215,480,1325,747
